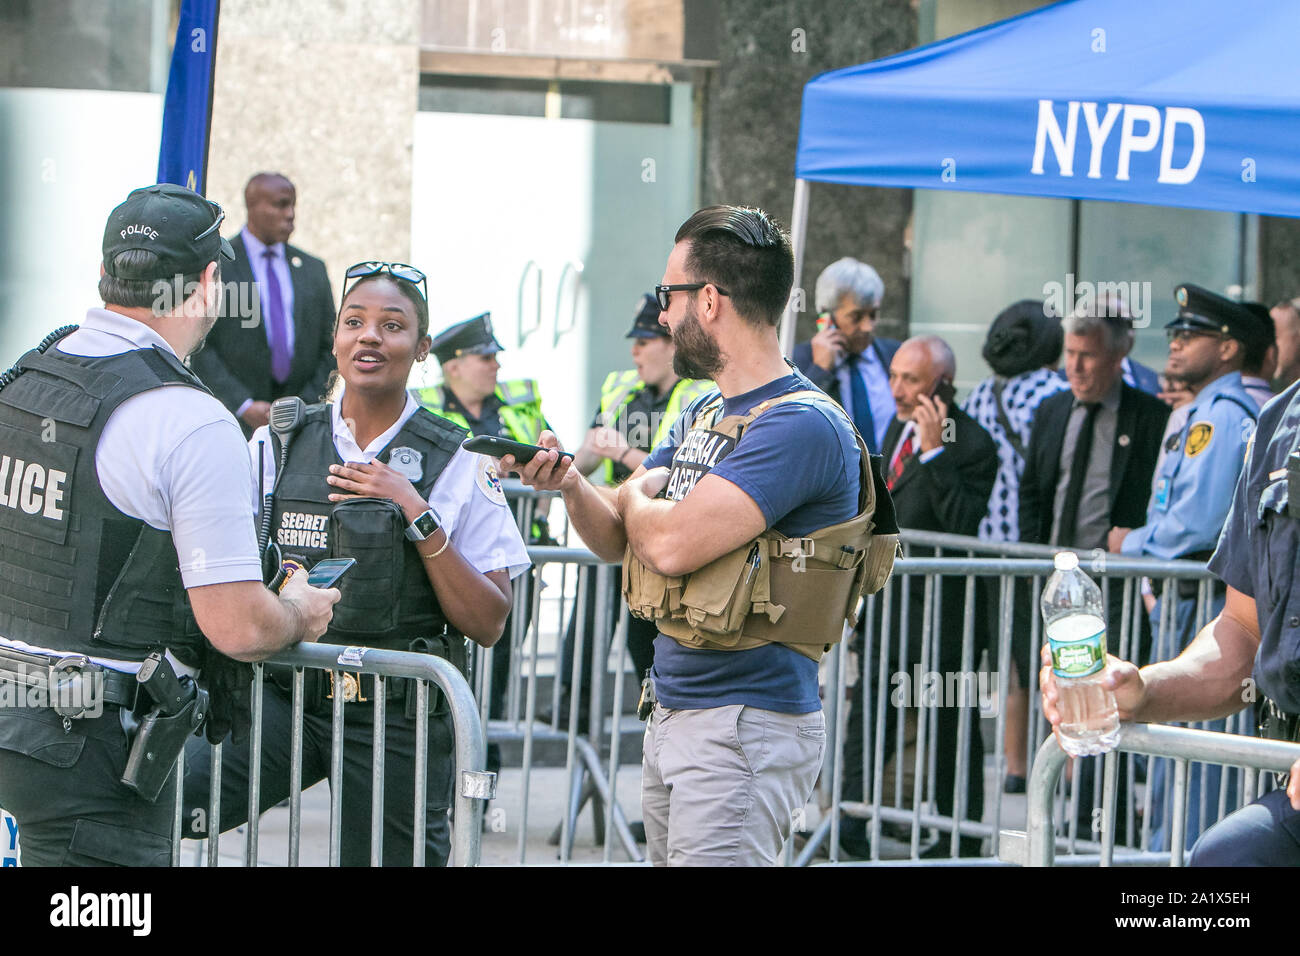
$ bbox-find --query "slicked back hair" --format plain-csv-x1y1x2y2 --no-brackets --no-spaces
673,205,793,328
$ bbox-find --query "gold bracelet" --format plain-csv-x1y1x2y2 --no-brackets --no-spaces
421,532,452,561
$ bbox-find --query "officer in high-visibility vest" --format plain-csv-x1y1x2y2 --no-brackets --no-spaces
556,296,712,739
410,312,552,768
410,312,550,445
573,293,713,488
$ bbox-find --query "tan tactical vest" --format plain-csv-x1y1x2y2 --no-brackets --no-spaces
622,389,899,662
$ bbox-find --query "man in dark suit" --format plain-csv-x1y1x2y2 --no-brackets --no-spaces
191,172,336,433
1020,311,1169,844
792,257,900,454
840,335,997,858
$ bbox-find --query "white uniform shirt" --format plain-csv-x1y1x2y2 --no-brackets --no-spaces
0,308,263,674
249,387,531,581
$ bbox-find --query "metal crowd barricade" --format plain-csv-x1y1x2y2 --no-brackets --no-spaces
477,485,1253,866
803,531,1247,866
175,641,491,867
464,481,644,863
1009,725,1300,866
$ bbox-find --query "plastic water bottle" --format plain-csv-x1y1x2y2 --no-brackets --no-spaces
1041,551,1120,756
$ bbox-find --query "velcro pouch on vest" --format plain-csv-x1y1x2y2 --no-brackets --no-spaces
621,547,683,623
678,542,771,640
329,497,405,633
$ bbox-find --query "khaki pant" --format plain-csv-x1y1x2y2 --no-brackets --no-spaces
642,703,825,866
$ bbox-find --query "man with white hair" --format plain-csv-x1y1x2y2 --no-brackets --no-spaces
793,257,899,454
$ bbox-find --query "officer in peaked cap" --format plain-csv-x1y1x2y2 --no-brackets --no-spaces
1103,282,1261,852
410,311,554,781
429,311,504,364
1167,283,1270,351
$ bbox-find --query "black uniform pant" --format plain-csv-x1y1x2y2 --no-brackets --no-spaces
0,705,175,866
182,682,454,867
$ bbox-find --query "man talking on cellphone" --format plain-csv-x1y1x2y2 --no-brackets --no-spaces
841,335,997,858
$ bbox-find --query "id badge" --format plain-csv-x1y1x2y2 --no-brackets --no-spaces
1154,476,1170,511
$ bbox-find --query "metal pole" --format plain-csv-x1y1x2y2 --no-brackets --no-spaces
288,668,304,867
413,680,428,868
206,742,222,868
245,663,263,867
780,178,811,357
329,674,345,868
370,674,386,866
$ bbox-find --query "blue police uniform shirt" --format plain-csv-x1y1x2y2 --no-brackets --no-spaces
1122,371,1257,561
641,370,861,714
1209,380,1300,713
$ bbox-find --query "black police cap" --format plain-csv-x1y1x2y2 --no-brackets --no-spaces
626,293,668,339
431,312,504,364
1167,284,1268,348
102,183,234,279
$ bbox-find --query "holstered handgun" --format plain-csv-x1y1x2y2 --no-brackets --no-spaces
121,651,208,802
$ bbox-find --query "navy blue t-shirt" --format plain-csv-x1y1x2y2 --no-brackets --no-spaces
642,371,861,713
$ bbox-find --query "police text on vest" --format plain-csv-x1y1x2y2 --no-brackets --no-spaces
0,455,67,519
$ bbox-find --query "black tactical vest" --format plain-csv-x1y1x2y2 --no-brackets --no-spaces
0,337,212,666
268,405,466,648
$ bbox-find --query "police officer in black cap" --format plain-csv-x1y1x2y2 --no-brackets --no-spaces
0,183,338,866
410,312,551,444
552,296,713,737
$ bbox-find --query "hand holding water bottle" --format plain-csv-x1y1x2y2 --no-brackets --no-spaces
1037,552,1145,755
1040,643,1146,748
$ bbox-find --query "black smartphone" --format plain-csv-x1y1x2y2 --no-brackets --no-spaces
462,435,574,465
306,557,356,588
930,377,956,406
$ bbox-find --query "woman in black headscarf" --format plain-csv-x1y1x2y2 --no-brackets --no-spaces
962,299,1067,791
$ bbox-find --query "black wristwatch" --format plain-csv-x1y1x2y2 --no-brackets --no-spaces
403,507,442,542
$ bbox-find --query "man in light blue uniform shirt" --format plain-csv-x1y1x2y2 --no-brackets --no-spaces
1111,283,1273,851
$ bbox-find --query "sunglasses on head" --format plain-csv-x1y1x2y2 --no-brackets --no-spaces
193,200,226,242
342,261,428,301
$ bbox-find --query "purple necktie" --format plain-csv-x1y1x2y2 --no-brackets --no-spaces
262,249,291,384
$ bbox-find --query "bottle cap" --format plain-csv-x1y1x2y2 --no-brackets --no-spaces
1054,551,1079,572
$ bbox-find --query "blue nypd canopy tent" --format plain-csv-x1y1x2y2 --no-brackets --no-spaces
781,0,1300,347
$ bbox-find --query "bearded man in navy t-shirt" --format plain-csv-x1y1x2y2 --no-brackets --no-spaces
504,205,862,866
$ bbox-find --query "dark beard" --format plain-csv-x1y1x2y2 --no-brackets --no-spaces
671,299,724,379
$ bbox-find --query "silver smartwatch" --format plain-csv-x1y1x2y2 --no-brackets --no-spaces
403,507,442,542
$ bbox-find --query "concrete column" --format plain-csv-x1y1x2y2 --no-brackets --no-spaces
701,0,917,342
205,0,421,290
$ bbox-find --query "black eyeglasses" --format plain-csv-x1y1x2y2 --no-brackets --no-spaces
342,261,428,301
655,282,730,311
1166,327,1224,343
193,200,225,242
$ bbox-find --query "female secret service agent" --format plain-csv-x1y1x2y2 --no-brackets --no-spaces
184,262,530,866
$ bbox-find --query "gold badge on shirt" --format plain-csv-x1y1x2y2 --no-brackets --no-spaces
1185,421,1214,458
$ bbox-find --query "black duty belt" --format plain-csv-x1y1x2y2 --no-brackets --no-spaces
1257,696,1299,788
0,645,138,711
1258,696,1300,743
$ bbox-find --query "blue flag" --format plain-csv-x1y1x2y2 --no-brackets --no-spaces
157,0,221,194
